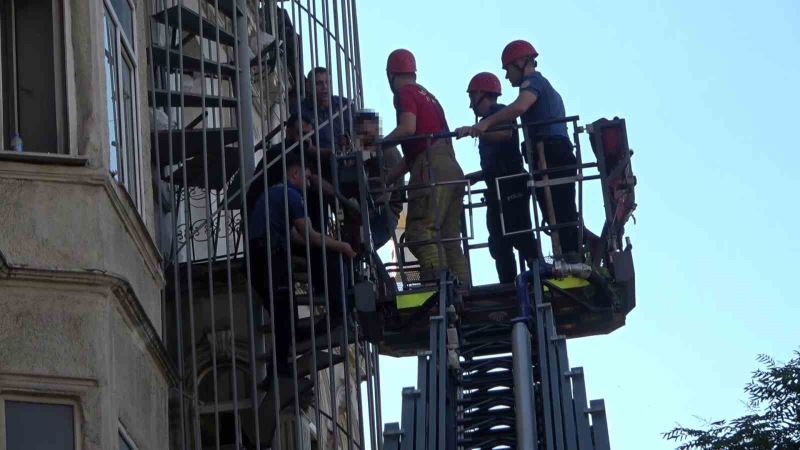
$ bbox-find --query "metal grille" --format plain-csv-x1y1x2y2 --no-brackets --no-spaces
146,1,380,448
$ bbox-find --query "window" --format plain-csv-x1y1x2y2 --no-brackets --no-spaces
0,0,67,153
103,0,141,208
1,398,77,450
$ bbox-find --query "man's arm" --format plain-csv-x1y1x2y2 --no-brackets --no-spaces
379,112,416,186
308,174,336,199
385,157,409,186
382,112,416,148
481,128,515,143
293,217,357,257
312,146,334,158
457,91,538,138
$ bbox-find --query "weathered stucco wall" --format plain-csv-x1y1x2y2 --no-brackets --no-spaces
0,278,171,450
0,169,163,332
0,0,171,448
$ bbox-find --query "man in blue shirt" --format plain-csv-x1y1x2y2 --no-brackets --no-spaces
297,67,354,247
457,40,580,260
462,72,537,283
246,151,356,375
300,67,353,161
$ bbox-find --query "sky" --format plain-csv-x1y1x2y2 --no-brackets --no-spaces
351,1,800,449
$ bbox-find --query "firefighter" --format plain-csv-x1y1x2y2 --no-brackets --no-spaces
457,40,580,260
463,72,537,283
382,49,469,286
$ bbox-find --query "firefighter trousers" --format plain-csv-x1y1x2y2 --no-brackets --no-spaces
531,136,580,255
405,141,469,286
486,179,537,284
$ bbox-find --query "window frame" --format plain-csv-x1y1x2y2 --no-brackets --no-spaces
103,0,144,212
0,0,70,154
0,394,81,450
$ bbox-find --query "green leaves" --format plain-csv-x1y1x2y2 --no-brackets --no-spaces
663,350,800,450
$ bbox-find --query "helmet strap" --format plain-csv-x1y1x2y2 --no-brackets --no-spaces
470,93,487,113
518,56,535,74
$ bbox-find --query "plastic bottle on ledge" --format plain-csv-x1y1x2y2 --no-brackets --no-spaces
10,134,23,152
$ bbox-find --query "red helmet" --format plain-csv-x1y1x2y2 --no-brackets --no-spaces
467,72,502,95
502,40,538,68
386,49,416,74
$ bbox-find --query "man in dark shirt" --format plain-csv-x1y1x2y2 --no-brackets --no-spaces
296,68,353,245
457,40,581,260
383,49,469,286
355,110,404,250
461,72,536,283
246,151,356,375
299,67,353,158
250,112,336,233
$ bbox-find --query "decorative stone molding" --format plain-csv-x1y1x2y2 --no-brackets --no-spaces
0,372,97,396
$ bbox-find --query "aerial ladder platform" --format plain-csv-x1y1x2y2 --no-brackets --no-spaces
370,116,636,450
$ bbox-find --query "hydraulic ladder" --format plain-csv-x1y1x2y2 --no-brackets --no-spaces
383,262,612,450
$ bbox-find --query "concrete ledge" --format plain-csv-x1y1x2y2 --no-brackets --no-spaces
0,372,97,394
0,151,89,166
0,263,178,387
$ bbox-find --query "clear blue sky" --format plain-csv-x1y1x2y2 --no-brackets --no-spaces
353,1,800,448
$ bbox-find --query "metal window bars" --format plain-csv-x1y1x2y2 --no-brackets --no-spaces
147,0,380,448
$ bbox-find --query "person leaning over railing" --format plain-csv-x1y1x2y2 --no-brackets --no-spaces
298,67,353,170
463,72,537,283
295,67,353,255
354,110,404,251
246,150,356,377
457,40,581,261
381,49,469,286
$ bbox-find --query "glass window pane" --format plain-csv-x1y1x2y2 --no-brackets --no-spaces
109,0,133,45
13,0,61,153
120,53,137,205
104,12,121,180
5,400,75,450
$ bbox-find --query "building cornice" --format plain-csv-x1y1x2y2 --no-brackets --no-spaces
0,372,98,394
0,264,178,387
